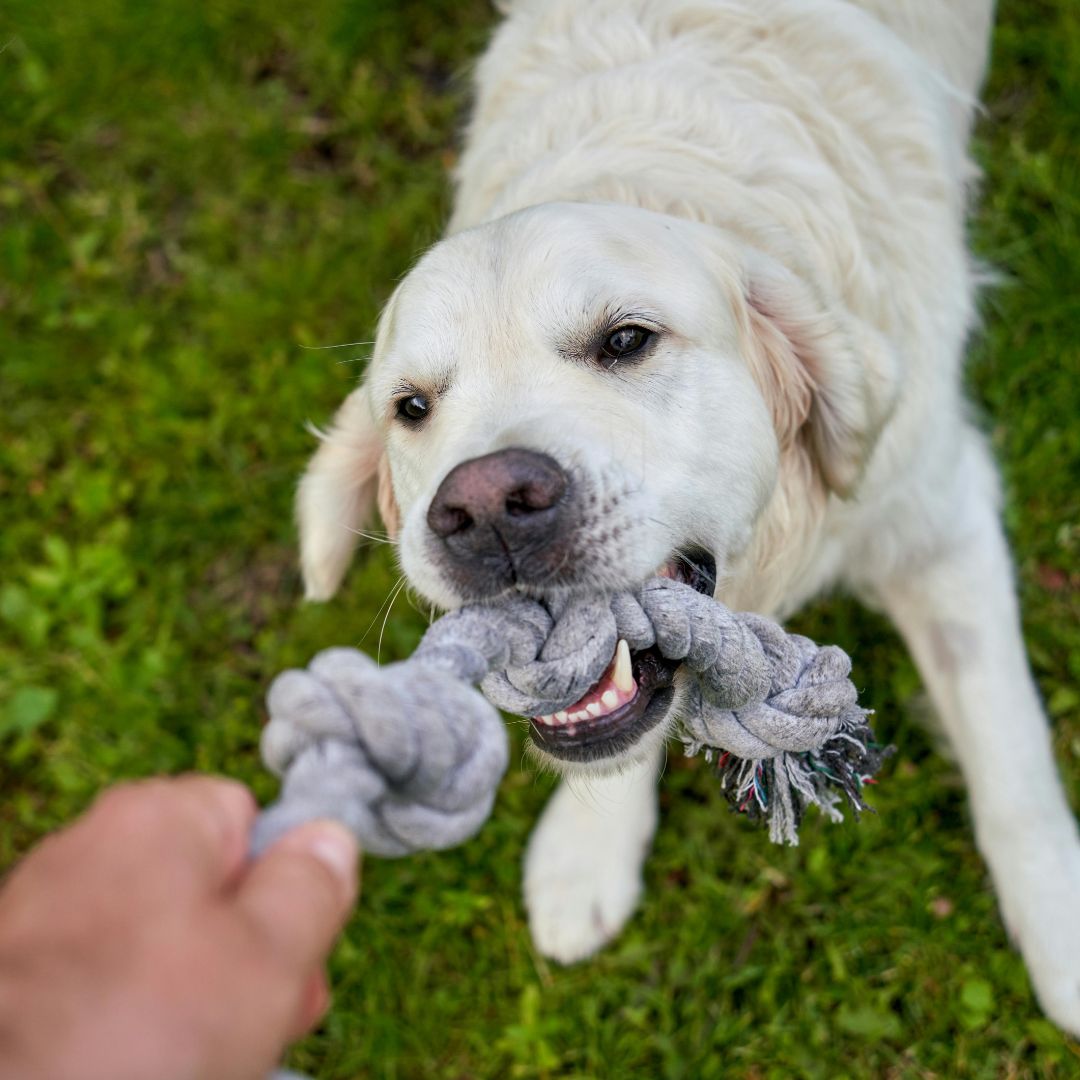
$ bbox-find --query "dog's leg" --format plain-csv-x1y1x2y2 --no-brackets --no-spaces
524,747,661,964
872,455,1080,1034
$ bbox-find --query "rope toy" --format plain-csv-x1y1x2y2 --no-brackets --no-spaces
253,577,889,854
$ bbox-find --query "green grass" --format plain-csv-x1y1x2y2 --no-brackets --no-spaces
2,0,1078,1075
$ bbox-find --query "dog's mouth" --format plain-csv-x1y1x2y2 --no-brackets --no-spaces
528,549,716,764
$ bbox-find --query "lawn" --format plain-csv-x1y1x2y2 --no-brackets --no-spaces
2,0,1078,1076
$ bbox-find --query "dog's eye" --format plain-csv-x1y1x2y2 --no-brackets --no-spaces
396,393,430,423
599,325,651,366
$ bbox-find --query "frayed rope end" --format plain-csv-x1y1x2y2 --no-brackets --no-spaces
683,710,895,846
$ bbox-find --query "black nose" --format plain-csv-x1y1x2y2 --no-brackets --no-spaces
427,449,569,569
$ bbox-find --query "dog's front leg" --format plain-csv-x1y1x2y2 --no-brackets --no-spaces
873,472,1080,1035
524,747,662,964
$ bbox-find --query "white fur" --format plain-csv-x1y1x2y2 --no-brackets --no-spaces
297,0,1080,1032
524,748,662,964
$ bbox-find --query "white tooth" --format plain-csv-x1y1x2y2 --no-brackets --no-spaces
572,710,588,722
613,639,634,693
538,714,553,726
586,702,603,717
555,710,568,723
601,690,619,710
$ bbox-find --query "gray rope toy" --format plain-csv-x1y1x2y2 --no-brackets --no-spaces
252,577,889,854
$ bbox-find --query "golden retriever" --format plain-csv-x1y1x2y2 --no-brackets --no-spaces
296,0,1080,1033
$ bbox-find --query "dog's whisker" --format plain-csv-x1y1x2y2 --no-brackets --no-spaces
298,339,375,351
343,525,398,547
673,547,718,590
402,583,435,621
376,576,409,664
360,574,407,652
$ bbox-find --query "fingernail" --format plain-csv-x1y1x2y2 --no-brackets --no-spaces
299,820,359,897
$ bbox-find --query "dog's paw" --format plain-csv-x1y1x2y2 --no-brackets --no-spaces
1030,968,1080,1038
525,844,644,964
1016,918,1080,1037
523,767,657,964
1013,896,1080,1037
994,838,1080,1037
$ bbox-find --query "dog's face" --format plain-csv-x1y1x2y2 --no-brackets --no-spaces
299,202,894,768
376,203,780,609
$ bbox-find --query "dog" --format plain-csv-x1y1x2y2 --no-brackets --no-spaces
295,0,1080,1034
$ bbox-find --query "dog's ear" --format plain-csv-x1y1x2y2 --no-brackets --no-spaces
739,253,898,496
296,384,400,601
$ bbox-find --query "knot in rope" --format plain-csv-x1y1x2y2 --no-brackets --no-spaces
252,648,508,857
253,577,889,856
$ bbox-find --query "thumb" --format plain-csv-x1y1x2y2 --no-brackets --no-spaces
237,819,360,972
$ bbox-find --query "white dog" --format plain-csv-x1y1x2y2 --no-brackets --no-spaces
297,0,1080,1033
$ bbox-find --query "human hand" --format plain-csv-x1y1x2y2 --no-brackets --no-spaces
0,776,359,1080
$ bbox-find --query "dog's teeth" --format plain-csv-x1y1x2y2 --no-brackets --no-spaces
539,644,634,731
613,639,634,693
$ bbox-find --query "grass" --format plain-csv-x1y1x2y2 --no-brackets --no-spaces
1,0,1078,1075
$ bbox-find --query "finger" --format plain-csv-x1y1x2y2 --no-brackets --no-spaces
290,971,331,1039
167,774,259,883
86,775,257,891
236,820,359,974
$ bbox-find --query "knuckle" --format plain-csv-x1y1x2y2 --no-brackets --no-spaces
214,777,259,818
173,775,257,855
92,779,178,833
178,774,257,821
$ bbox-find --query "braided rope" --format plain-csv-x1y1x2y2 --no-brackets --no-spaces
253,578,887,854
252,648,509,858
257,583,888,1080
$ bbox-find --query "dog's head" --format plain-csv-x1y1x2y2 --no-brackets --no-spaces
298,202,895,767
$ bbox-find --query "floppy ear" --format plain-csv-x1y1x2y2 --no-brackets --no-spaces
296,384,400,601
738,254,898,496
